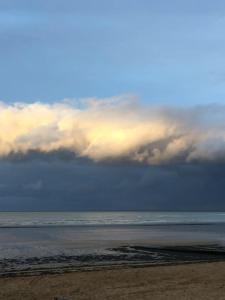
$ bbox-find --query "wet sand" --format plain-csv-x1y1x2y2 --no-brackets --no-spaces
0,261,225,300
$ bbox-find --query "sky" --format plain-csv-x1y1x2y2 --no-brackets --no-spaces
1,0,225,211
1,0,225,105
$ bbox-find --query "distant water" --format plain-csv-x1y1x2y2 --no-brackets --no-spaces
0,211,225,227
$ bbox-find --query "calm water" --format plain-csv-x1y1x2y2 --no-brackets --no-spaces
1,211,225,260
0,211,225,227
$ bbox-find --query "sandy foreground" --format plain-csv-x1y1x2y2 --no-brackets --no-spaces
0,262,225,300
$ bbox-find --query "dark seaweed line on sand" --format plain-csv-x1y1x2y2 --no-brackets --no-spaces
0,259,224,278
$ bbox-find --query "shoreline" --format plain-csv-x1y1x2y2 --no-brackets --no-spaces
1,244,225,278
0,258,222,278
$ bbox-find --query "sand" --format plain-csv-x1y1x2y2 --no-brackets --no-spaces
0,262,225,300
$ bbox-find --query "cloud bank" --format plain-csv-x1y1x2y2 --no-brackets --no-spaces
1,161,225,211
1,95,225,164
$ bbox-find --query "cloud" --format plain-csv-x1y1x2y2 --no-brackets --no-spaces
0,161,225,211
22,179,43,191
1,94,225,164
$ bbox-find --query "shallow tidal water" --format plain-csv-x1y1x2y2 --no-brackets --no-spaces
1,212,225,274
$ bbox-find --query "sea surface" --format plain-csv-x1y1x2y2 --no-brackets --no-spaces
1,211,225,274
1,211,225,227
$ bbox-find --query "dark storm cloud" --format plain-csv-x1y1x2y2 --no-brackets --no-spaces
0,160,225,211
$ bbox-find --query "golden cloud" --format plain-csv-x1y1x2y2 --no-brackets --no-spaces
0,95,225,164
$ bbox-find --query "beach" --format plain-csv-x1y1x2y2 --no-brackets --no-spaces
1,261,225,300
1,212,225,299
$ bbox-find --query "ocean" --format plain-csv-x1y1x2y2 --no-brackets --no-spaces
1,211,225,227
1,211,225,275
